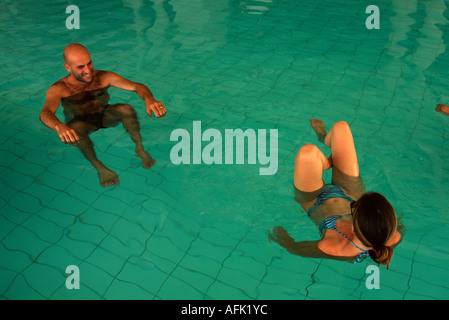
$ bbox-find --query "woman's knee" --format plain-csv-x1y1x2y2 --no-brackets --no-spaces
295,144,323,167
294,144,327,191
332,121,351,134
296,143,331,170
296,144,322,164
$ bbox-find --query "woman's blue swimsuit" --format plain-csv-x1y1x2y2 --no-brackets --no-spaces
308,184,369,264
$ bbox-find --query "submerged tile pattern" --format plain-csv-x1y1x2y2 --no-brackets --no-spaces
1,0,449,300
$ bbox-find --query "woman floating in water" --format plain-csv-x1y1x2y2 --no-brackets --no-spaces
269,119,403,268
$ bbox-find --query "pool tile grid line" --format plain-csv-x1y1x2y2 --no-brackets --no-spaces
1,199,156,300
401,232,449,300
2,219,254,299
0,161,177,299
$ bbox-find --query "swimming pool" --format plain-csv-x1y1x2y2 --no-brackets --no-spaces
1,0,448,300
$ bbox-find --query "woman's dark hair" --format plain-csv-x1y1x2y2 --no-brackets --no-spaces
352,192,402,269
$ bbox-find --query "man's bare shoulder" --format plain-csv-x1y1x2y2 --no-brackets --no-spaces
47,77,71,98
95,70,119,81
95,70,138,90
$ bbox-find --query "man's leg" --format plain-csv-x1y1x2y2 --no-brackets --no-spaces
68,120,119,187
102,104,156,169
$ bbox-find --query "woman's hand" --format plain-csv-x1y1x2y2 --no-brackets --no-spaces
268,226,295,248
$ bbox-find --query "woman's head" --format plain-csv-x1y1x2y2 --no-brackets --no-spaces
351,192,400,268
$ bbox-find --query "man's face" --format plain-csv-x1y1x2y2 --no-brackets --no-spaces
64,50,94,83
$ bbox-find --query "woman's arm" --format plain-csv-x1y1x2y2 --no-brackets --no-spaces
268,226,329,258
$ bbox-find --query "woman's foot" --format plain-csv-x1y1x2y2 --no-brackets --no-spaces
310,118,327,143
436,104,449,116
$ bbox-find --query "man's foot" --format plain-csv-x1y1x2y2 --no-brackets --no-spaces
97,166,119,187
310,118,327,143
436,104,449,116
136,149,156,169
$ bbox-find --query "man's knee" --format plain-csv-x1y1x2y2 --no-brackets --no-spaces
114,104,136,118
67,120,94,135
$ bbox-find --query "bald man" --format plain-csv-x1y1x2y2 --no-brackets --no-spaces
40,43,167,187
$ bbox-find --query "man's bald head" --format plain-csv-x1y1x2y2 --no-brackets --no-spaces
63,43,94,83
63,43,89,64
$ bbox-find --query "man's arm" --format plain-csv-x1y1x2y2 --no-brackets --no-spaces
105,71,166,118
40,85,80,145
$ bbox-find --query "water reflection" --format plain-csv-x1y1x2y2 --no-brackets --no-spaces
387,0,447,72
240,0,272,15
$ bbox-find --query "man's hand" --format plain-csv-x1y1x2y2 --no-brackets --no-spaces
146,100,167,118
55,124,80,145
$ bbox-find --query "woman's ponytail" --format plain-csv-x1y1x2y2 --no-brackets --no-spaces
369,245,393,269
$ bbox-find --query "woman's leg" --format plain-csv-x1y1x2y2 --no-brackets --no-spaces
293,143,330,213
310,119,365,199
293,144,331,192
310,119,359,177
